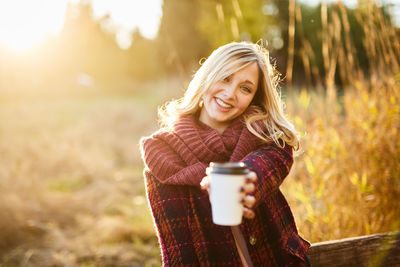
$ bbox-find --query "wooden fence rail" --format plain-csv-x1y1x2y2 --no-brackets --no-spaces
307,231,400,267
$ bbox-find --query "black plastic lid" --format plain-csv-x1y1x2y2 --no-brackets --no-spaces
207,162,249,175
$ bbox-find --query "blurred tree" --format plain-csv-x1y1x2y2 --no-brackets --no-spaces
125,29,162,80
156,0,209,77
197,0,278,51
57,2,126,82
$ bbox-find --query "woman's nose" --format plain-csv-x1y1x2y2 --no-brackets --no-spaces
222,83,236,99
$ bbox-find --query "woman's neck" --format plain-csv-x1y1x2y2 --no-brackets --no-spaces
198,112,231,135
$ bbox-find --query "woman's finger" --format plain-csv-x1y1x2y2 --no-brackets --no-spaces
240,182,255,194
200,176,209,190
243,207,255,219
245,171,257,183
240,195,256,208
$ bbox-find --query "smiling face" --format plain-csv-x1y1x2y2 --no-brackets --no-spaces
199,61,259,133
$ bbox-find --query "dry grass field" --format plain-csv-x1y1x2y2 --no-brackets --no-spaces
0,79,185,266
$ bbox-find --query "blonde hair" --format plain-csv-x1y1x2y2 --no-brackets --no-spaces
159,41,300,150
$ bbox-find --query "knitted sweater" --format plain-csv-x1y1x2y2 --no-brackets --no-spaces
140,114,310,266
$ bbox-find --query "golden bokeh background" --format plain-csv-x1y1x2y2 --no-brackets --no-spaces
0,0,399,265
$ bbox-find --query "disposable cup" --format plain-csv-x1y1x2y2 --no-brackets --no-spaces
206,162,249,226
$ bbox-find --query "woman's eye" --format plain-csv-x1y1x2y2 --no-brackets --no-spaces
241,86,251,93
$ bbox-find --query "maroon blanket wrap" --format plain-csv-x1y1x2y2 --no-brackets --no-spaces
140,114,310,266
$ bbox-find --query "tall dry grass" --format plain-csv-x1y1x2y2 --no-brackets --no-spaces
281,1,400,243
283,77,400,242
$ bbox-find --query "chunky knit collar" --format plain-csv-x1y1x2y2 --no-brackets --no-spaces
140,112,262,185
171,113,261,163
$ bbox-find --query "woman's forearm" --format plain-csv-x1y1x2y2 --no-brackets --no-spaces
241,143,293,207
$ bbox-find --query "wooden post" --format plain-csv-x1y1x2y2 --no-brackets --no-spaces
307,232,400,267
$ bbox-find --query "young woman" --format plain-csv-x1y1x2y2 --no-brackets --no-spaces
140,42,310,266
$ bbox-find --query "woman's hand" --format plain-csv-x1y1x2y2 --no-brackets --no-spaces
200,171,258,219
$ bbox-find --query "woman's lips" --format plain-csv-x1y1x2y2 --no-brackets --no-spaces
214,97,233,111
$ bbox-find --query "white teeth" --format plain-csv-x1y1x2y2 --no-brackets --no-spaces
215,98,232,108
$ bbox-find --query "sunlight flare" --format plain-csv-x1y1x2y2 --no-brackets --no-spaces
0,0,162,51
0,0,68,51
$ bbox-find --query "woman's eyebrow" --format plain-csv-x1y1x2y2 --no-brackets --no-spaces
243,79,255,86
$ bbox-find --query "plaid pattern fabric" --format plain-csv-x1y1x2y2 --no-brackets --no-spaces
141,114,310,266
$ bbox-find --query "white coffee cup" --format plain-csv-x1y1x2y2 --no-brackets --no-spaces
206,162,249,226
